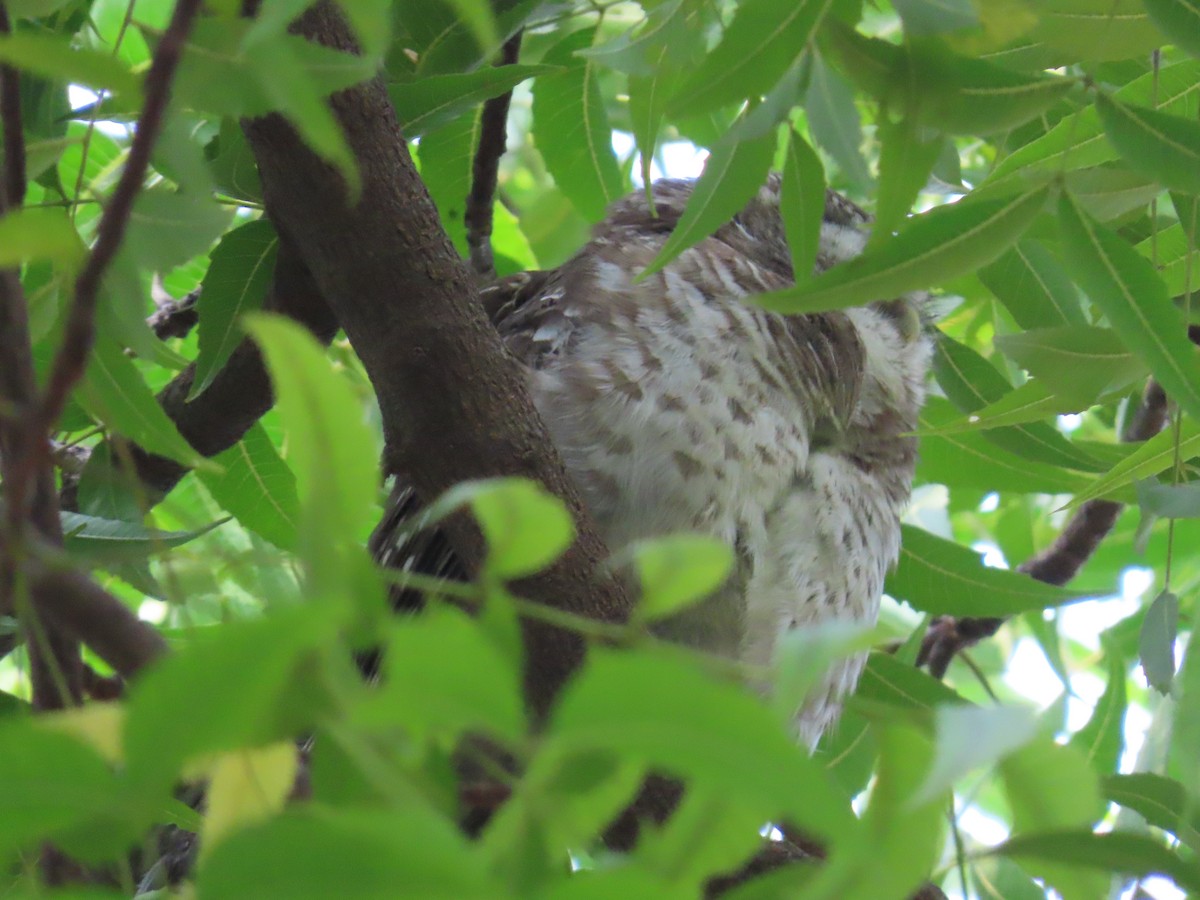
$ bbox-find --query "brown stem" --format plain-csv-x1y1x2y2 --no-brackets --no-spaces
240,2,631,718
464,31,522,281
28,561,168,678
17,0,204,519
0,3,25,209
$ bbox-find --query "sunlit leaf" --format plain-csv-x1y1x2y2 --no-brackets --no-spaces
995,830,1200,895
201,742,298,863
549,648,857,843
780,127,826,282
357,607,525,744
627,534,733,624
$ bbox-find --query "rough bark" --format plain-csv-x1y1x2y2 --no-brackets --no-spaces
239,2,631,716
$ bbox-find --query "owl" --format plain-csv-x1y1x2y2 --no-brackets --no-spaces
373,176,932,748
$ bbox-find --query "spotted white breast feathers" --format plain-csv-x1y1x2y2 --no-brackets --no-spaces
381,177,932,748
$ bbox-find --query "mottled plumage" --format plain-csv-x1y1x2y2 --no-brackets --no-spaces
373,177,931,748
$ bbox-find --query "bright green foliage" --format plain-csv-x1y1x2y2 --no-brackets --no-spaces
2,0,1200,897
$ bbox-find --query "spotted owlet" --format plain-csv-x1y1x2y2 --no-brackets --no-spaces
373,176,932,748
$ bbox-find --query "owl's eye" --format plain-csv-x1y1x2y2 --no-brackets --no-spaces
875,298,923,343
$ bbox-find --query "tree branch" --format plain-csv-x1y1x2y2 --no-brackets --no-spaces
27,560,168,678
125,240,335,503
464,31,521,281
15,0,203,520
240,1,632,718
148,286,201,340
0,5,80,708
919,379,1171,677
0,3,25,209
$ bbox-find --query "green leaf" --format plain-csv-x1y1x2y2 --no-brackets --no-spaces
933,334,1105,471
666,0,831,118
1140,589,1179,695
998,741,1108,899
442,0,499,52
772,622,876,728
887,524,1089,617
1058,193,1200,423
979,240,1086,329
245,314,379,553
357,607,525,744
639,120,776,279
993,325,1146,409
1172,637,1200,799
1137,480,1200,518
912,705,1038,805
531,28,623,221
853,651,969,715
389,65,551,138
894,0,978,33
0,721,120,859
1068,418,1200,507
549,648,857,842
126,187,234,272
805,53,871,189
443,477,576,580
1065,166,1160,222
61,511,222,565
198,424,299,552
1096,93,1200,195
780,127,826,282
1067,641,1126,775
197,807,491,898
1002,740,1105,831
906,47,1075,136
176,21,376,118
579,0,699,75
817,724,942,900
915,379,1081,435
757,189,1047,314
986,59,1200,191
872,119,941,245
0,207,83,267
627,534,733,624
1143,0,1200,56
995,830,1200,895
1020,0,1163,63
125,609,329,792
191,219,279,400
0,32,139,94
917,398,1094,494
1104,773,1200,848
78,338,206,468
251,36,361,198
209,119,263,204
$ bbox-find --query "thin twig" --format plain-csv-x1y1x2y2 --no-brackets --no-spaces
147,287,201,340
0,3,25,209
464,31,522,281
13,0,204,524
919,379,1171,677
